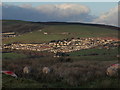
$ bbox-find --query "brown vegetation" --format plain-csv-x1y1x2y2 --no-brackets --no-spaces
2,57,119,87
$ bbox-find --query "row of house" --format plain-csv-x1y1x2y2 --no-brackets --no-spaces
3,37,119,54
48,38,116,53
2,32,16,38
4,43,52,52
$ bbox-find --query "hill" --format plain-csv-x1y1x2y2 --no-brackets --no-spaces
2,20,120,88
2,20,44,34
2,20,119,44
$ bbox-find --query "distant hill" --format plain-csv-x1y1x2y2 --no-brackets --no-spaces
2,20,119,44
34,21,119,30
2,20,119,33
2,20,44,34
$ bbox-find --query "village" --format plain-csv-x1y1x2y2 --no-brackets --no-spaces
3,37,119,54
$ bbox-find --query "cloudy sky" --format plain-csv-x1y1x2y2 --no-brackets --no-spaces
1,2,119,26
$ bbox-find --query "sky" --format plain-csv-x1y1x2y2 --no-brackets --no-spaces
1,0,120,2
1,2,119,26
3,2,118,16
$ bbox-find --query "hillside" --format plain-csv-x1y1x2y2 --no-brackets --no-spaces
2,20,120,88
2,20,119,44
2,20,44,34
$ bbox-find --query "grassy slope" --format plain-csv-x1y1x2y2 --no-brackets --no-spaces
2,20,44,34
2,74,43,88
2,74,70,88
2,71,119,88
2,48,119,88
3,24,118,44
67,48,118,61
84,77,119,88
2,53,28,60
2,20,119,88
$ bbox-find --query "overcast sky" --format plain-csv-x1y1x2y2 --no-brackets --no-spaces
1,2,119,26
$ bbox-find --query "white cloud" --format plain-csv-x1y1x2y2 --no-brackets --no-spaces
2,3,118,26
93,5,119,26
0,2,2,6
2,3,93,22
36,4,90,17
19,4,32,9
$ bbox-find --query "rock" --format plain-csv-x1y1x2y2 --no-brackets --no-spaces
116,55,120,58
42,67,50,74
23,66,31,74
106,64,120,77
1,71,17,78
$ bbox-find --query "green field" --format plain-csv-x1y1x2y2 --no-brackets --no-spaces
44,25,118,35
3,24,118,44
2,52,28,60
68,48,118,56
67,48,118,61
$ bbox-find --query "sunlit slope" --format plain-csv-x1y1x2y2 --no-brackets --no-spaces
3,24,118,44
44,25,118,37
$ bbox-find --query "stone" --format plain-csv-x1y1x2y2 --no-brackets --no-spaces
42,67,50,74
23,66,31,74
106,64,120,77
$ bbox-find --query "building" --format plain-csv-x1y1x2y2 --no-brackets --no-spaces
2,32,16,37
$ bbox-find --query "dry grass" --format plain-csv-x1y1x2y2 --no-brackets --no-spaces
2,57,118,87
